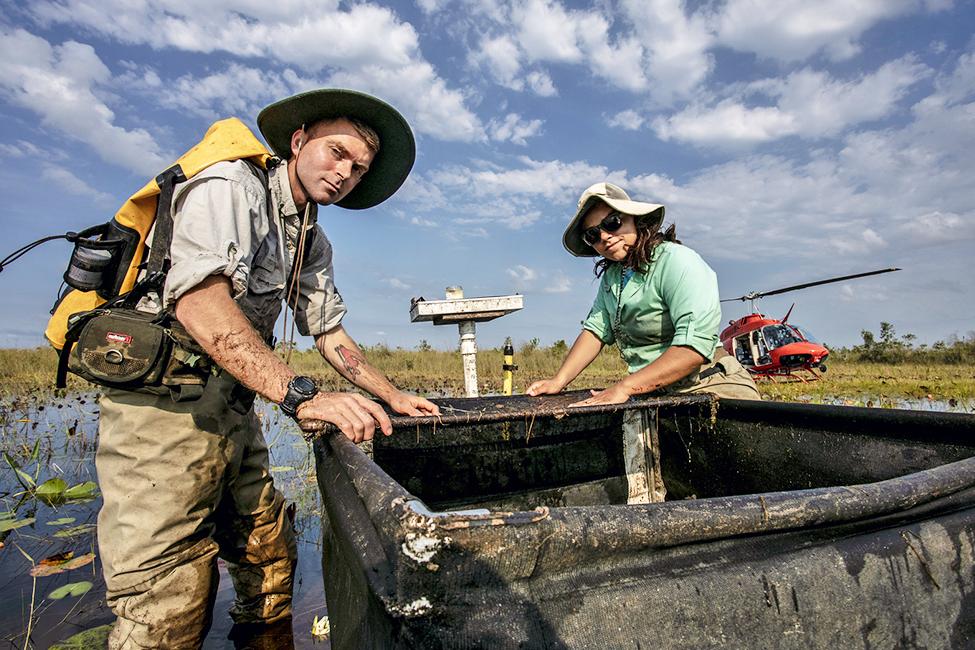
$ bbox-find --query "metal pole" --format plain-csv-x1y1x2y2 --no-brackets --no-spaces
459,320,478,397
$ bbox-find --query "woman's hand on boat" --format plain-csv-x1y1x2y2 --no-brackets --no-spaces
388,391,441,417
526,378,566,396
569,384,631,407
297,392,393,442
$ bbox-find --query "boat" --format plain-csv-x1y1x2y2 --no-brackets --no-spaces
308,391,975,649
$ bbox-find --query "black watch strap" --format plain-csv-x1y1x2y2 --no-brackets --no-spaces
280,376,318,419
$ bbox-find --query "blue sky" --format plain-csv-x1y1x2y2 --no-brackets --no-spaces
1,0,973,353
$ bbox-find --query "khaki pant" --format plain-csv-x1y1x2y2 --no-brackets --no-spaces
97,384,297,649
676,351,762,400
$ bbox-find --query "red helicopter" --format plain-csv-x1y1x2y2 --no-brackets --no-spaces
719,268,900,381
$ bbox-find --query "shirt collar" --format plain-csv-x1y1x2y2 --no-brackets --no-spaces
269,161,318,223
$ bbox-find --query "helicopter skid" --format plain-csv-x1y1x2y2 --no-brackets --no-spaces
752,367,822,383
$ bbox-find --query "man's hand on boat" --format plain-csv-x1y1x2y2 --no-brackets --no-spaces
297,392,394,442
387,391,441,418
295,390,439,441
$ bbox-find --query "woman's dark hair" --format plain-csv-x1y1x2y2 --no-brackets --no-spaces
593,213,680,278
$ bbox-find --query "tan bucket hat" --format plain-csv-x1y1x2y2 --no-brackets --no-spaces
562,182,665,257
257,88,415,210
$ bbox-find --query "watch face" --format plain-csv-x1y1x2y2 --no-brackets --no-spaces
292,376,317,395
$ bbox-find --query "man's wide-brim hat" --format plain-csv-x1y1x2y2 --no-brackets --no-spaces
562,182,665,257
257,88,415,210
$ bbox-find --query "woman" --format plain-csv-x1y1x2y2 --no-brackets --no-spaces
527,182,759,405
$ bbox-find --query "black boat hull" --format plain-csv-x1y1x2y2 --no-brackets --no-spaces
313,394,975,649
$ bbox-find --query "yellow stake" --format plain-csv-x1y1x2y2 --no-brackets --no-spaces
502,337,516,396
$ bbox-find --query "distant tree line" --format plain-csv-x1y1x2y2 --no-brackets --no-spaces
830,322,975,364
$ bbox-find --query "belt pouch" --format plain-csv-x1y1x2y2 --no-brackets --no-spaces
69,309,171,388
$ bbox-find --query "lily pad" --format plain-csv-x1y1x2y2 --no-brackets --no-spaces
49,624,112,649
31,551,96,577
63,482,99,500
49,580,93,599
0,516,35,532
53,523,96,538
36,477,69,499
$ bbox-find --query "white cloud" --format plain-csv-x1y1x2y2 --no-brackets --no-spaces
417,0,451,13
653,102,795,147
653,57,930,147
329,62,484,142
772,57,931,134
544,272,572,293
384,277,411,290
829,228,888,255
506,264,538,289
621,0,714,102
0,28,169,176
897,211,971,244
488,113,543,145
26,1,484,143
410,216,438,227
409,53,975,261
575,15,647,93
608,110,645,130
647,71,975,261
470,35,560,97
410,156,613,229
429,157,610,202
41,164,116,207
136,64,299,120
714,0,947,62
472,35,524,89
468,0,653,96
932,51,975,105
525,70,557,97
0,140,45,158
512,0,584,64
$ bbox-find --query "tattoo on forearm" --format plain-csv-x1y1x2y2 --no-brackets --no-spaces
335,344,363,380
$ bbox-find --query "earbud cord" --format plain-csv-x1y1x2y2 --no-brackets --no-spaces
280,123,311,365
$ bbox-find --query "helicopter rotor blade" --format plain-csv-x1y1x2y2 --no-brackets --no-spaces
720,267,900,302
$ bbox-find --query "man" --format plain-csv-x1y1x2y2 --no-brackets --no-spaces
96,89,439,648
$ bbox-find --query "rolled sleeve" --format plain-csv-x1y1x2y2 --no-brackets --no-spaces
659,246,720,359
291,225,347,337
581,277,616,345
163,161,269,307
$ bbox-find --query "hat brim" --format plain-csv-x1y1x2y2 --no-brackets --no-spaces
562,196,665,257
257,89,415,210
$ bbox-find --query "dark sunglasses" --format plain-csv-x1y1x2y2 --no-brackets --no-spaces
581,211,624,247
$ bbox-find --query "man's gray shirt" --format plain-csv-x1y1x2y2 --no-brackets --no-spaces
162,159,347,340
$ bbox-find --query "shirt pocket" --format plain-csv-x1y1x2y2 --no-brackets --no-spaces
248,238,285,297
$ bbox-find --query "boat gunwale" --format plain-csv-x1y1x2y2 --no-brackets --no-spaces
318,418,971,537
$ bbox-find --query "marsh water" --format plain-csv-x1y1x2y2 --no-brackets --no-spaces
1,391,973,648
0,393,328,649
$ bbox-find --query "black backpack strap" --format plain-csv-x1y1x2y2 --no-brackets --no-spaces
145,164,187,281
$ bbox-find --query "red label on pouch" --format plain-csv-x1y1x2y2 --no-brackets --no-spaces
106,332,132,344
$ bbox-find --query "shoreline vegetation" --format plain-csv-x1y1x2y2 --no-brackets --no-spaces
3,326,974,401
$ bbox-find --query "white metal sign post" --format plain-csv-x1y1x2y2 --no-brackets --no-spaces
409,287,524,397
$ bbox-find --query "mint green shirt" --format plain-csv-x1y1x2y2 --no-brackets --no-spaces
581,242,720,373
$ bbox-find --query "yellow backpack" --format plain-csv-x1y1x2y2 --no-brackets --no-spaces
46,118,271,349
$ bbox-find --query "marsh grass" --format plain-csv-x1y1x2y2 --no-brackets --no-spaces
758,362,975,402
3,346,974,399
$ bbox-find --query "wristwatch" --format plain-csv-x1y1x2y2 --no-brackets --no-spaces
280,376,318,420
